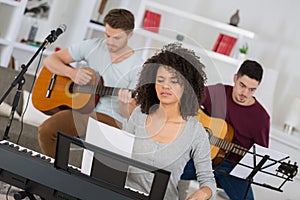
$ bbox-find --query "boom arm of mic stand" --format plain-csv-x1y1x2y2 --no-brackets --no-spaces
0,40,49,140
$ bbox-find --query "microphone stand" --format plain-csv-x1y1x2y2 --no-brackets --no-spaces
0,30,58,140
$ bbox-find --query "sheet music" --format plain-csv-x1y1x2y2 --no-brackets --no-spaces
230,144,289,184
81,117,135,175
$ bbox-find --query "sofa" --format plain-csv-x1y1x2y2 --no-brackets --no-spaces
0,66,49,153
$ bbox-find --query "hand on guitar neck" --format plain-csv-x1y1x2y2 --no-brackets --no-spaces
195,108,248,165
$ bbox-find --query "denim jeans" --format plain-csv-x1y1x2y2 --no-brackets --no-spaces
181,159,254,200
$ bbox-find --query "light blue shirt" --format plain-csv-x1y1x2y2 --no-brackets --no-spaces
69,38,143,125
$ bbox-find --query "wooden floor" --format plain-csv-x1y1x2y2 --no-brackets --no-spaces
0,181,20,199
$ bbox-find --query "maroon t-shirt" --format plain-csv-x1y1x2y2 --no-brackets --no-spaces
202,84,270,163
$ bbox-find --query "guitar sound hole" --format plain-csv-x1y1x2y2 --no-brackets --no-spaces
205,128,213,139
69,83,75,94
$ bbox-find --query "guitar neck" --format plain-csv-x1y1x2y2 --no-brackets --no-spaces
74,84,133,97
208,132,248,157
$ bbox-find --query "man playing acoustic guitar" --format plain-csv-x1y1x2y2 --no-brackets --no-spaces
37,9,143,158
181,60,270,200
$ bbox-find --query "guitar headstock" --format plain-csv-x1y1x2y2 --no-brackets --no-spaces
276,161,298,179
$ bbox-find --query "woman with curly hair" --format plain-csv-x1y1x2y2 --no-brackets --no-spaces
122,43,216,200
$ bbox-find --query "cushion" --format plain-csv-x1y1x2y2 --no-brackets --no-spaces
22,90,50,126
0,101,21,120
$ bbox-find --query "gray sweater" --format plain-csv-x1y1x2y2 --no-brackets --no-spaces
124,107,216,200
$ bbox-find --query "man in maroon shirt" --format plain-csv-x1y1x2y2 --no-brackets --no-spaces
181,60,270,200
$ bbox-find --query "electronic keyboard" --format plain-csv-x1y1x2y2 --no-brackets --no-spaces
0,132,170,200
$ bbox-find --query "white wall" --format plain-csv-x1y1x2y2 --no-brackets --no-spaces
16,0,299,128
158,0,300,129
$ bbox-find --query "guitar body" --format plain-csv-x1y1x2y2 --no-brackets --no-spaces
195,109,235,165
32,67,101,115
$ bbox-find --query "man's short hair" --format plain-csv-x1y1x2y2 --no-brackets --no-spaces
104,8,134,33
237,60,263,83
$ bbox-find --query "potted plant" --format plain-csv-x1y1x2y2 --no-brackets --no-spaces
237,43,248,59
239,43,248,54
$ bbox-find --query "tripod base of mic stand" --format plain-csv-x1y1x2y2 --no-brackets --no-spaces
13,190,39,200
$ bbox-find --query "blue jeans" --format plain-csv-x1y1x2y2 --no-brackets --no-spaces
181,159,254,200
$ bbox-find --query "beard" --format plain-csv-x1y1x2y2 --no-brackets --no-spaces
106,40,127,53
235,94,247,103
106,44,118,52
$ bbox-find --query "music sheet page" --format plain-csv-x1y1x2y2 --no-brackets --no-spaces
81,117,135,175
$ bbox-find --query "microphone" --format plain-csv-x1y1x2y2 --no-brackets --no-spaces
55,24,67,38
45,24,67,44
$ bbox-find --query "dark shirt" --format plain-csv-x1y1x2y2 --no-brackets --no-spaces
202,84,270,163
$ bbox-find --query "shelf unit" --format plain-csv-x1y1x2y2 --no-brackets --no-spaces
85,21,106,39
0,0,21,6
13,42,53,56
134,0,256,65
85,23,250,66
0,0,54,72
134,28,242,65
1,0,255,70
0,0,97,74
83,0,255,66
0,0,27,67
138,1,255,38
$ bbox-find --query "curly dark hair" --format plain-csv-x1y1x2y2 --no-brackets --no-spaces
103,8,134,33
135,43,207,119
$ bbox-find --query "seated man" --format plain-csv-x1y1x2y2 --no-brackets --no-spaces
38,8,144,158
181,60,270,200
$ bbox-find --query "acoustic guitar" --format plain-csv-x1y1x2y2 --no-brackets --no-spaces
32,67,134,115
195,109,248,165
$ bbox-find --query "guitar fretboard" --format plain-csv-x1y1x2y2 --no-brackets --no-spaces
208,131,248,157
73,84,120,96
73,84,136,98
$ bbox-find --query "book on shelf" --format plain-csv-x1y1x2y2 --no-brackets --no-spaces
143,10,161,33
212,33,237,56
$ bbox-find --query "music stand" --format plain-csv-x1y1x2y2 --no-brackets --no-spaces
228,144,298,200
55,132,171,200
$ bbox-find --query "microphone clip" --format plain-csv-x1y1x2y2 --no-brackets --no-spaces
45,30,59,45
44,24,66,46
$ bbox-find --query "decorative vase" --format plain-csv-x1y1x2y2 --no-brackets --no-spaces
27,21,38,42
176,34,184,41
229,9,240,27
